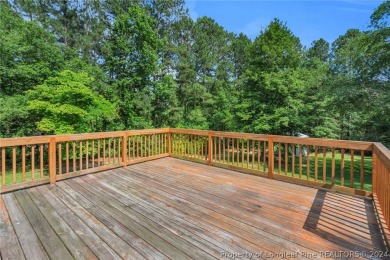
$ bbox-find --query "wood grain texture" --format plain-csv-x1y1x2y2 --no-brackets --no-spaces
0,196,24,260
1,157,386,259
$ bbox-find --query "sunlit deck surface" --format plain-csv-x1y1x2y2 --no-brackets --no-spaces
0,157,387,259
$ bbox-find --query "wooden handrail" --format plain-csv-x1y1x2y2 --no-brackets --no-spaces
0,128,389,196
1,127,390,245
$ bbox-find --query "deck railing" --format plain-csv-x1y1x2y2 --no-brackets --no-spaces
1,128,390,243
0,128,169,193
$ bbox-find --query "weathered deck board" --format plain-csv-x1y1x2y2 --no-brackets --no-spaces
0,157,387,259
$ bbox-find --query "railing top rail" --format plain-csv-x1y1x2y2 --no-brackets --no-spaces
0,136,52,147
0,128,170,147
0,127,381,151
170,128,374,150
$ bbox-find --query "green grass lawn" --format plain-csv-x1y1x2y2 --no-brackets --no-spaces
1,168,49,186
212,151,373,191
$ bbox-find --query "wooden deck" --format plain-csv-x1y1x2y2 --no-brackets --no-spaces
0,157,387,259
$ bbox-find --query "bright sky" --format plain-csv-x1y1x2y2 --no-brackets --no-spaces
185,0,383,48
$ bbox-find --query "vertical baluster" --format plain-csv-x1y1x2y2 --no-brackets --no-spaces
132,136,135,159
195,135,199,159
162,133,164,154
103,139,106,165
190,135,193,157
2,147,5,185
227,138,230,165
192,135,195,158
66,143,69,173
98,140,101,166
113,138,116,163
157,134,159,155
108,138,111,164
214,137,217,162
31,146,35,180
252,140,255,170
360,150,365,190
72,141,76,171
278,143,281,174
232,139,235,165
350,149,355,188
127,136,131,160
136,136,139,158
166,133,168,154
135,136,142,158
180,134,183,155
79,141,83,170
322,147,327,183
218,137,221,163
92,140,95,168
196,135,198,158
291,145,295,178
11,147,15,183
141,135,144,157
314,146,318,181
154,134,156,156
306,145,310,180
148,135,151,157
189,135,194,158
341,148,345,186
22,146,26,181
284,143,288,176
331,148,335,185
299,144,302,178
129,136,132,160
151,135,154,156
236,139,240,166
190,135,192,157
40,144,44,178
202,135,205,159
246,140,249,169
58,143,62,175
263,141,267,171
241,139,244,168
143,135,145,157
257,140,261,170
159,134,166,154
86,141,89,169
180,134,183,156
118,138,121,163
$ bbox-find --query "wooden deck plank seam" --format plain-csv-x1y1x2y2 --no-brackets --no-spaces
115,162,385,252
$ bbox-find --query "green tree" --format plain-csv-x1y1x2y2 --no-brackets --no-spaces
0,95,33,137
237,19,305,134
152,75,181,127
0,2,62,95
103,4,160,129
11,0,108,62
27,70,117,134
250,18,302,73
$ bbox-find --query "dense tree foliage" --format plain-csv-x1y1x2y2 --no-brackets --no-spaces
0,1,389,147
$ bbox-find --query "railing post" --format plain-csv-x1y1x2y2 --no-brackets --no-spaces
373,150,377,194
268,136,274,179
49,137,56,184
208,132,212,166
168,130,171,156
122,132,127,166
